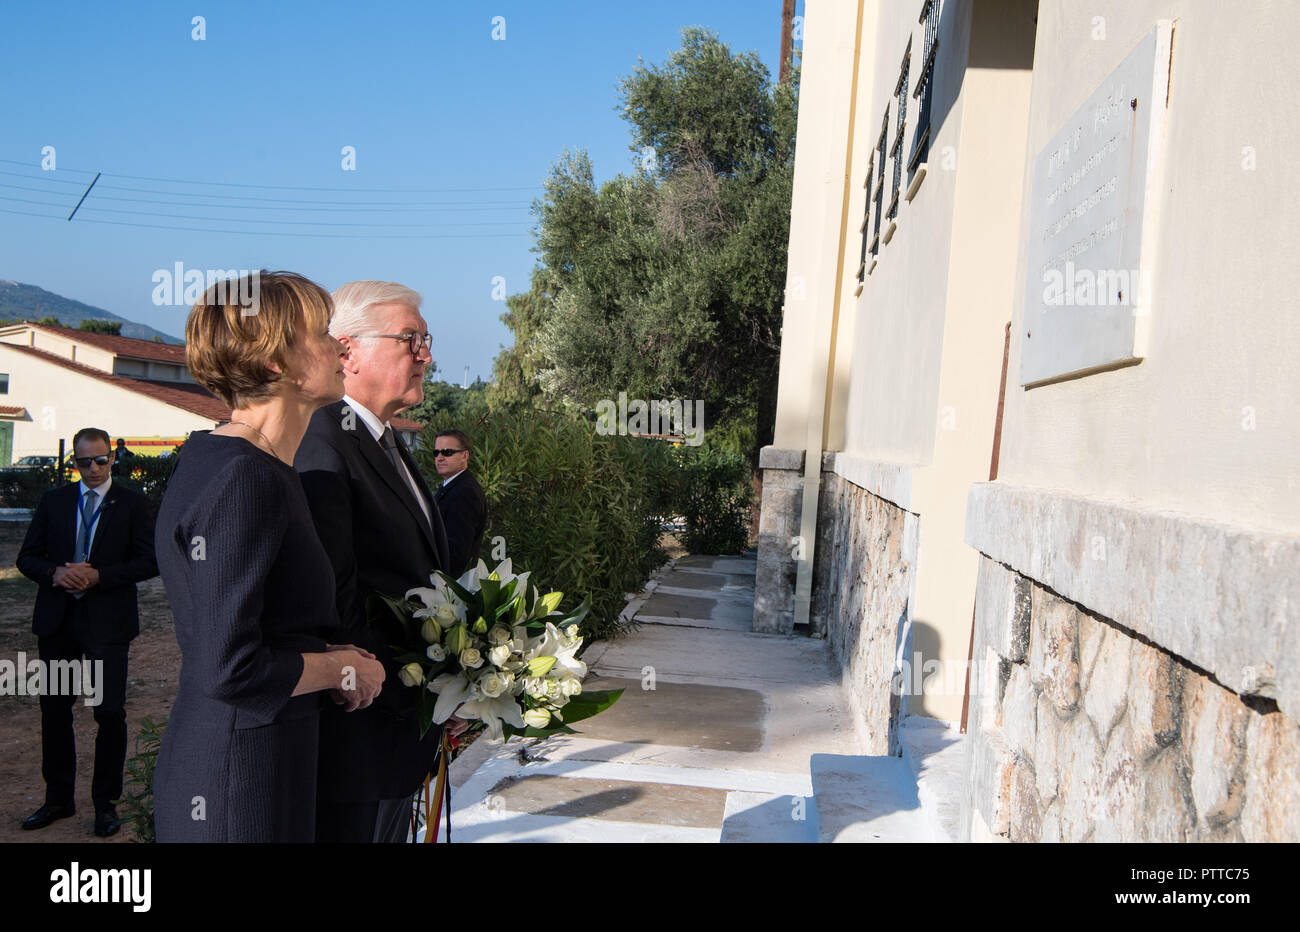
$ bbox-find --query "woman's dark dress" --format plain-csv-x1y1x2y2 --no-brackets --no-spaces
153,432,336,842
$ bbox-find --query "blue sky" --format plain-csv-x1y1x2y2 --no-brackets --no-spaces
0,0,799,383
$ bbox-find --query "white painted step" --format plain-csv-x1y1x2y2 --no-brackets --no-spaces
811,753,936,843
720,792,820,843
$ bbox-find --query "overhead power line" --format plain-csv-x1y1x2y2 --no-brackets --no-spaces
0,158,543,238
0,158,542,195
0,206,531,239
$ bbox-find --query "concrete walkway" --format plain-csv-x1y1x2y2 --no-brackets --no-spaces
438,553,966,843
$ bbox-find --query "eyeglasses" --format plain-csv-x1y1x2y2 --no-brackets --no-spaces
74,455,111,468
433,448,466,458
349,332,432,357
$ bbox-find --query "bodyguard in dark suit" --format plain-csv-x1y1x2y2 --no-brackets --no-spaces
15,427,158,837
430,428,488,576
295,281,467,843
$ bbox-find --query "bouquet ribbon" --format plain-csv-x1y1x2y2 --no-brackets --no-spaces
419,731,455,843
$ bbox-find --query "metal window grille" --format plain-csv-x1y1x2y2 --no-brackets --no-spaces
871,112,887,256
858,153,875,281
889,42,910,219
909,0,941,178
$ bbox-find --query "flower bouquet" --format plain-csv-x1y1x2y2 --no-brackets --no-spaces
367,558,623,742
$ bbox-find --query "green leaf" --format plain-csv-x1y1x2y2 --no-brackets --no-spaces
441,574,479,608
555,687,624,725
417,689,435,740
557,594,592,629
479,577,502,617
367,592,417,644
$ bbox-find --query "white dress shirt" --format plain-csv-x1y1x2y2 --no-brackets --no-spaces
342,394,434,527
75,476,111,555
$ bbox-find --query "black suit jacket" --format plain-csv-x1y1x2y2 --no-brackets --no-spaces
436,470,487,577
295,400,451,802
16,481,158,643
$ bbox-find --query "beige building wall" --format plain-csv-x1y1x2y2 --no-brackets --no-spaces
0,327,118,373
997,0,1300,536
0,345,215,459
826,0,1036,721
772,0,861,453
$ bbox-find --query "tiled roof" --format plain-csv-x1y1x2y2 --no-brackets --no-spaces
27,322,187,364
0,405,24,417
4,337,428,430
0,343,229,422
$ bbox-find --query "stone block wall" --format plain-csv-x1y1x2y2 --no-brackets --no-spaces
964,557,1300,842
811,470,915,756
753,447,804,635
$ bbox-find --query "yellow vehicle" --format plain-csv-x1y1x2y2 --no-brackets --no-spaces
114,437,187,457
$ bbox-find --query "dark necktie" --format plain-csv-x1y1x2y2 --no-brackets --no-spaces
72,490,98,600
381,429,431,532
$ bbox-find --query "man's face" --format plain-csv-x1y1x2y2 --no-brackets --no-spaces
343,302,431,414
433,435,469,478
73,437,113,489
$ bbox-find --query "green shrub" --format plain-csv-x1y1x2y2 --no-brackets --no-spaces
676,444,754,555
0,467,56,507
414,403,675,641
116,451,180,517
121,716,166,843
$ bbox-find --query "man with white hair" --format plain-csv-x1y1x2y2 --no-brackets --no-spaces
295,280,465,843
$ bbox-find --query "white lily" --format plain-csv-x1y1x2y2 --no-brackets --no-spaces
459,693,526,740
406,579,466,623
525,622,588,679
457,559,491,592
493,556,513,578
428,671,472,724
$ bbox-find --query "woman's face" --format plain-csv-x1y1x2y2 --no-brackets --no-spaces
283,318,346,406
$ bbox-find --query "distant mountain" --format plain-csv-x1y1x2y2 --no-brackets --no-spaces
0,280,183,344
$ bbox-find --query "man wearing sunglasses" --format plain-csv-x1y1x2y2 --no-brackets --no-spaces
296,280,467,843
15,427,158,837
432,429,487,576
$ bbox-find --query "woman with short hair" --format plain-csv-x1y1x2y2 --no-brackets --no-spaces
154,270,385,842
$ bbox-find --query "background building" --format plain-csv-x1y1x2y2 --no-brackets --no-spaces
757,0,1299,842
0,321,422,464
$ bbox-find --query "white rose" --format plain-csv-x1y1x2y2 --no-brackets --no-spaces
436,604,458,624
560,676,583,697
397,662,424,687
522,676,549,699
426,644,446,662
487,625,512,646
522,708,551,728
479,671,509,698
488,644,511,668
460,648,484,669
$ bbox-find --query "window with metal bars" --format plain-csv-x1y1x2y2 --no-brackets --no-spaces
908,0,940,180
888,41,910,220
857,152,874,282
871,111,887,256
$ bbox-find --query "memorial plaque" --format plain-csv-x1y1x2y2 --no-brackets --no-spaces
1019,23,1173,386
